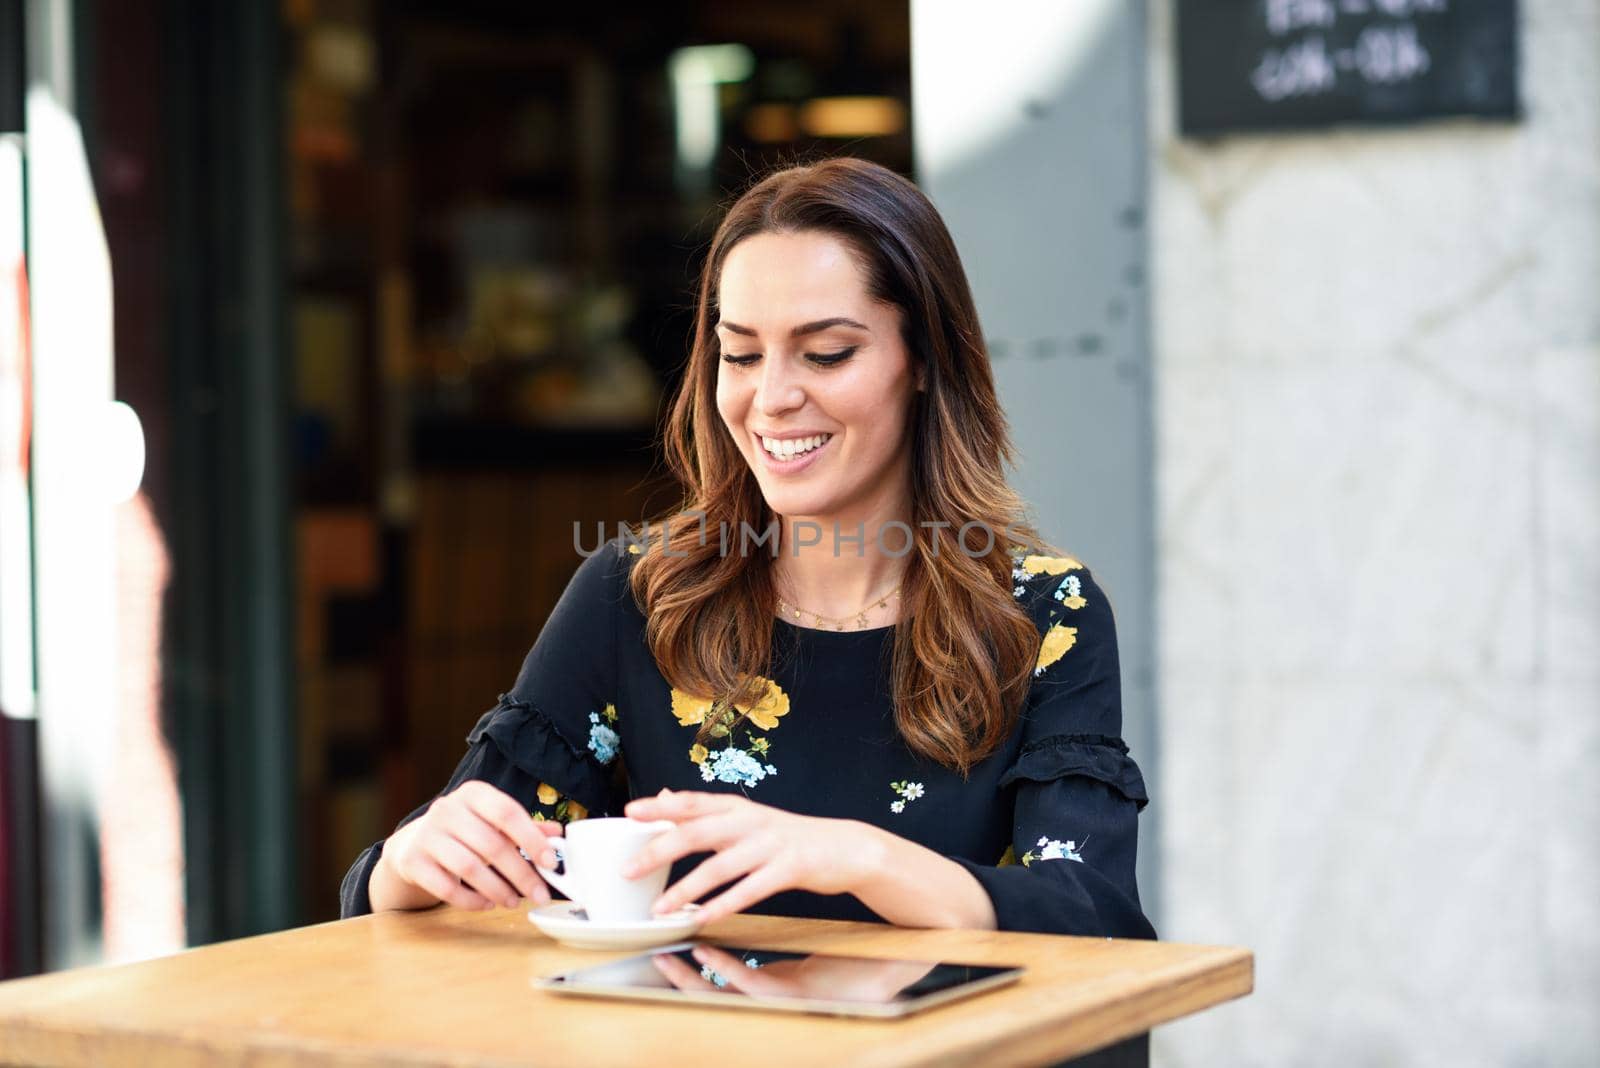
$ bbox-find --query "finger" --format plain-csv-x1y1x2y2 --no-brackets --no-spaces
408,855,495,912
689,945,787,997
695,862,793,926
621,811,745,880
625,790,740,822
436,833,523,909
459,782,550,862
653,838,768,914
458,781,550,861
651,952,723,993
431,834,523,909
441,807,547,901
689,944,744,972
519,822,564,870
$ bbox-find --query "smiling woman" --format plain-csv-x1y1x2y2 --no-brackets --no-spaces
340,158,1155,941
713,230,922,555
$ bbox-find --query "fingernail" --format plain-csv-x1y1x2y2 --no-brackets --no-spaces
659,787,672,796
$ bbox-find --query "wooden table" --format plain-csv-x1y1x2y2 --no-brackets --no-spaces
0,908,1252,1067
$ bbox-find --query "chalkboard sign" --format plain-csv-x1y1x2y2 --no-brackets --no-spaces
1177,0,1519,136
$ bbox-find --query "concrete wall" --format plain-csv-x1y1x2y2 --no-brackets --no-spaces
912,0,1162,921
1148,0,1600,1063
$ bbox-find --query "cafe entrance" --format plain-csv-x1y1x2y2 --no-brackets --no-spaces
1,0,918,971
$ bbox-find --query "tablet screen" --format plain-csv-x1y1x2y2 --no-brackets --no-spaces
536,942,1025,1019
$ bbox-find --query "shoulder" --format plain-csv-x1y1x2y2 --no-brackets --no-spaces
1005,548,1122,738
1008,549,1111,625
561,534,643,614
1007,548,1118,680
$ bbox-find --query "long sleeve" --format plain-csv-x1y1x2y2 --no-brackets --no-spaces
949,559,1156,940
339,539,633,918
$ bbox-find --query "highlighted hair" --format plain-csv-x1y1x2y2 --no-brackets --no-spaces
631,158,1055,775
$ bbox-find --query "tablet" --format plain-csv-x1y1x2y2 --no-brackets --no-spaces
533,941,1024,1019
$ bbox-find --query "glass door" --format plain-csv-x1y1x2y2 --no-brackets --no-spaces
17,0,128,970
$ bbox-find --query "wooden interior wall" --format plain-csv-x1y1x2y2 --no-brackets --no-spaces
402,464,674,836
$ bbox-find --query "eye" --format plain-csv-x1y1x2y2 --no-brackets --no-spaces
720,353,761,366
806,347,857,367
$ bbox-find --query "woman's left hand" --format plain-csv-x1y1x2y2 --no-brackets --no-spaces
620,789,881,925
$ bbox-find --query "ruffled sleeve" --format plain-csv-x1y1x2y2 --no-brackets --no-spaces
338,539,633,918
949,559,1157,939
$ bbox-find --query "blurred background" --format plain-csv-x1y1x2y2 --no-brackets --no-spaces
0,1,1593,1064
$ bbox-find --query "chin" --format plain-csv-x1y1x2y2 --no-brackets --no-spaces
759,494,824,520
751,487,830,521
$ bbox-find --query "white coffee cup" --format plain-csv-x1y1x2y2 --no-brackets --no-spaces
534,817,676,923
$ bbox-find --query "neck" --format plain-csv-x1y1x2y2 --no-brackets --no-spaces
771,508,912,623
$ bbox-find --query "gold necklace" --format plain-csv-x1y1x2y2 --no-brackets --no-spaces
776,584,902,631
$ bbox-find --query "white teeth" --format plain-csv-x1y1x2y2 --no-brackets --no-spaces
760,433,831,459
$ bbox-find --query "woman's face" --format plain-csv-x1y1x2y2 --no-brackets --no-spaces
714,230,923,531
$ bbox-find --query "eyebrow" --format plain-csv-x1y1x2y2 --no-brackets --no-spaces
715,316,871,338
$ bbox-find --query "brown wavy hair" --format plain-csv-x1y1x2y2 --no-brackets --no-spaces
629,157,1057,776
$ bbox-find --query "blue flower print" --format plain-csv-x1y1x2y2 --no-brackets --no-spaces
1053,574,1086,611
699,745,778,788
1021,834,1087,866
1011,550,1085,603
587,710,620,765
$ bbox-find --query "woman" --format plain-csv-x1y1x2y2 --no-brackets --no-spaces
341,158,1155,939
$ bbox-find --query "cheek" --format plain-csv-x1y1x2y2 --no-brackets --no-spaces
835,369,912,439
714,376,742,432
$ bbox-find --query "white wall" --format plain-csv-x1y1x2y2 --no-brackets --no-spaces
1149,0,1600,1064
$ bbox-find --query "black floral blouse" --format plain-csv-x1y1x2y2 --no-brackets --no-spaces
340,537,1156,940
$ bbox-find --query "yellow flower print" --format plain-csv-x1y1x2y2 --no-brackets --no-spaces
1035,624,1078,675
689,743,708,765
737,678,790,731
601,702,618,722
626,543,642,554
671,689,713,727
670,678,790,732
533,785,588,824
1020,554,1083,576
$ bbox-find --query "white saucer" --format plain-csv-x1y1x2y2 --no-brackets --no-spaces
528,901,706,951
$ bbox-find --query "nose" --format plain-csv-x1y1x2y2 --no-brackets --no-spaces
754,352,804,417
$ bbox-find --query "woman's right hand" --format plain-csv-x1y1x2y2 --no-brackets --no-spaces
371,780,565,912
